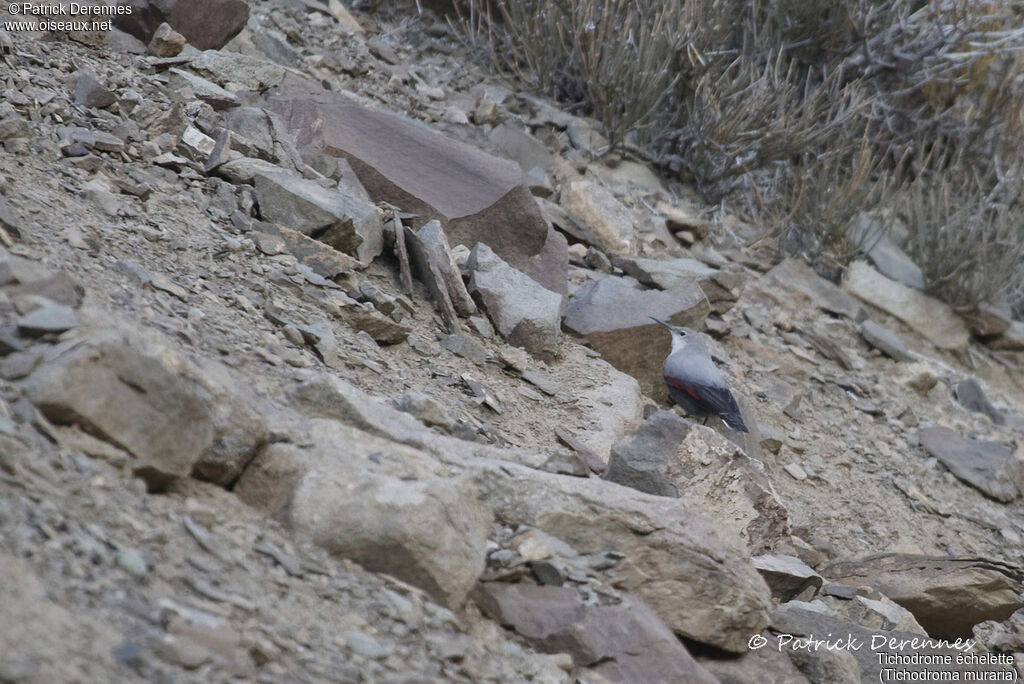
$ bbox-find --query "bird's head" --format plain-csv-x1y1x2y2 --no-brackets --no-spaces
650,317,700,354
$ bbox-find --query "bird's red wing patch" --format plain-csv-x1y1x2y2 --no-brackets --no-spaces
665,375,700,400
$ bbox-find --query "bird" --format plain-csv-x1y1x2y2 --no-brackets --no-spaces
650,317,749,432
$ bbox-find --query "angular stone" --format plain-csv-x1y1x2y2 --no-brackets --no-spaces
168,68,239,110
918,426,1021,502
466,243,561,362
252,221,357,278
188,50,286,92
23,339,215,490
850,216,925,290
217,157,281,184
823,554,1024,639
843,260,969,351
764,258,864,320
23,334,264,489
410,220,476,316
561,180,635,255
148,22,185,57
752,554,823,602
288,457,492,608
860,319,913,362
770,602,1000,682
474,584,718,684
402,224,462,334
953,378,1005,425
603,410,692,498
69,71,116,109
0,115,30,141
254,171,382,263
265,81,567,294
614,256,746,314
562,275,709,401
16,301,78,337
115,0,249,50
468,460,773,651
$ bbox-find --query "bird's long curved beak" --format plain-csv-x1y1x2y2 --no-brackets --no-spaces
649,316,672,329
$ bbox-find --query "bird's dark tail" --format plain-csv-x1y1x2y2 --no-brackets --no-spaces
722,412,749,433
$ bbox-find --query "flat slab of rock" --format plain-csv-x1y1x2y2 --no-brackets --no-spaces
824,553,1024,639
764,258,864,320
860,319,912,362
752,554,823,601
265,79,567,294
563,275,709,400
561,180,635,255
918,426,1020,502
115,0,249,50
614,256,745,314
843,261,969,351
467,459,773,652
254,171,382,264
252,221,357,278
474,584,718,684
22,335,265,490
466,243,561,361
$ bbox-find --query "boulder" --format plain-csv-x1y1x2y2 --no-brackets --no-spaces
918,426,1021,503
466,243,562,362
843,261,969,351
22,335,265,490
254,171,382,264
474,584,719,684
289,466,492,609
187,50,286,92
603,410,692,497
823,553,1024,638
114,0,249,50
859,319,913,362
752,554,823,602
264,80,567,294
468,459,773,651
763,258,863,320
614,256,745,314
606,417,788,553
770,601,1004,682
562,275,709,401
561,180,635,255
953,378,1005,425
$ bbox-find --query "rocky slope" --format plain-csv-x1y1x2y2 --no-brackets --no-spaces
1,1,1024,682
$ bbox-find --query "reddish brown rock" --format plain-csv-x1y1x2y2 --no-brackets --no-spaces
115,0,249,51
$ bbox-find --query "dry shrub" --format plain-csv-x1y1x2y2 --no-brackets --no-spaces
454,0,1024,309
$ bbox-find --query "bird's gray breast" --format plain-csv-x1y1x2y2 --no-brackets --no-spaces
663,350,727,389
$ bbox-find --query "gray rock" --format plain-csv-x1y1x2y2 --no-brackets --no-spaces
764,258,863,320
288,464,492,608
859,319,912,362
254,171,383,263
148,22,185,57
168,68,239,110
392,391,454,431
562,275,709,401
114,0,249,50
561,180,636,255
918,426,1021,502
843,260,969,351
16,300,78,337
468,459,773,652
0,115,30,142
752,554,823,602
410,220,476,317
850,214,925,290
69,72,116,109
466,243,562,362
614,256,746,314
23,333,266,489
265,80,568,294
823,553,1024,639
603,410,692,497
954,378,1005,425
474,584,718,684
187,50,286,92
